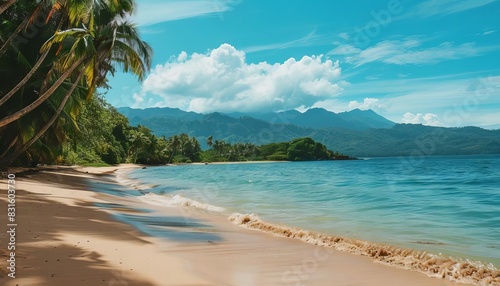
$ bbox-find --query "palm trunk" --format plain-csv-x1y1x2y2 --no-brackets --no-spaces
0,15,64,106
0,0,16,15
0,0,49,56
0,47,50,106
0,136,18,158
168,146,177,164
0,16,29,57
0,56,86,128
1,70,85,166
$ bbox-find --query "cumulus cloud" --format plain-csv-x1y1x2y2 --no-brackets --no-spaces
135,44,346,113
348,98,387,111
402,112,442,126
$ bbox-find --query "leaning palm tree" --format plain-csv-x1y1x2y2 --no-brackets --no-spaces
0,0,152,167
0,0,147,128
4,64,87,164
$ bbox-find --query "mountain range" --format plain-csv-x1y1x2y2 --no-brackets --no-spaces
116,107,500,157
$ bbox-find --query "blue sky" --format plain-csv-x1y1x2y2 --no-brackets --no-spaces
106,0,500,128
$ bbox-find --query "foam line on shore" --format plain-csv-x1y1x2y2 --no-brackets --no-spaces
139,193,225,212
228,213,500,286
114,168,156,190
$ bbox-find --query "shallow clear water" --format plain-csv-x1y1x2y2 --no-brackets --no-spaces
127,155,500,266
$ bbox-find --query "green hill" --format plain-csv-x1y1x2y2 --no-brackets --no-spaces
117,107,500,157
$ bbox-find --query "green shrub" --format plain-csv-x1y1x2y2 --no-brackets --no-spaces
266,154,289,161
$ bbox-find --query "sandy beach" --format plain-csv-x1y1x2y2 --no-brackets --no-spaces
0,165,478,285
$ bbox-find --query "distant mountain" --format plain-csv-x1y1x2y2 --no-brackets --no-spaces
225,108,395,130
337,109,395,129
117,106,203,122
313,124,500,157
117,107,500,157
124,111,317,144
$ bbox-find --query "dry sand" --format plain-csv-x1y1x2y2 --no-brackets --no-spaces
0,165,475,285
0,165,210,285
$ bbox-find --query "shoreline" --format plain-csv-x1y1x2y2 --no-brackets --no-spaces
0,164,490,285
113,165,500,285
0,165,211,285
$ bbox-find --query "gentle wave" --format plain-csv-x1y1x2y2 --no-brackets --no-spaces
139,193,225,212
114,169,156,190
228,213,500,286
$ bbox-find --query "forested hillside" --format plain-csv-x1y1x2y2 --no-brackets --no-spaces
118,108,500,157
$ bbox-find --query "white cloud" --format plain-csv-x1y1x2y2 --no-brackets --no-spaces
338,32,350,40
177,51,188,62
335,74,500,127
470,112,500,129
480,30,497,36
133,0,240,26
402,112,442,126
412,0,499,17
329,37,491,66
243,30,333,53
135,44,346,113
348,98,387,111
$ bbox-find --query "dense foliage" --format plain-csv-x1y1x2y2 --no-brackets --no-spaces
56,96,348,165
52,96,192,166
256,138,351,161
62,95,129,165
200,137,351,162
0,0,151,168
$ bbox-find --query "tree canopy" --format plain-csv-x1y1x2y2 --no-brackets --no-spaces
0,0,151,168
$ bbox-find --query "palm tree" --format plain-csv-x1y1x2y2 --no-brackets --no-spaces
0,0,149,128
0,1,51,57
214,140,227,156
187,136,201,161
0,0,152,167
206,135,213,150
167,135,180,164
2,69,86,164
128,129,151,163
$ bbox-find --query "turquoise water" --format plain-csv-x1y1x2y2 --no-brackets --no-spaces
127,155,500,266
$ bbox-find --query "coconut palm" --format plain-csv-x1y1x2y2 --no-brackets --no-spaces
0,0,148,128
206,135,213,150
167,135,181,164
4,69,86,164
0,0,152,167
128,129,151,163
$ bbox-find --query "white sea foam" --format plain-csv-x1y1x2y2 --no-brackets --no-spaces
114,169,154,190
139,193,225,212
228,212,500,286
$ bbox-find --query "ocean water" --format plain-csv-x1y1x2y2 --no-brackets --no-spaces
126,155,500,269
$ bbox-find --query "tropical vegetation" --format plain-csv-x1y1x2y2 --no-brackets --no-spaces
0,1,353,168
0,0,151,168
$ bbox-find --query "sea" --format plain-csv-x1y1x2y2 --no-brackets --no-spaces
120,155,500,282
